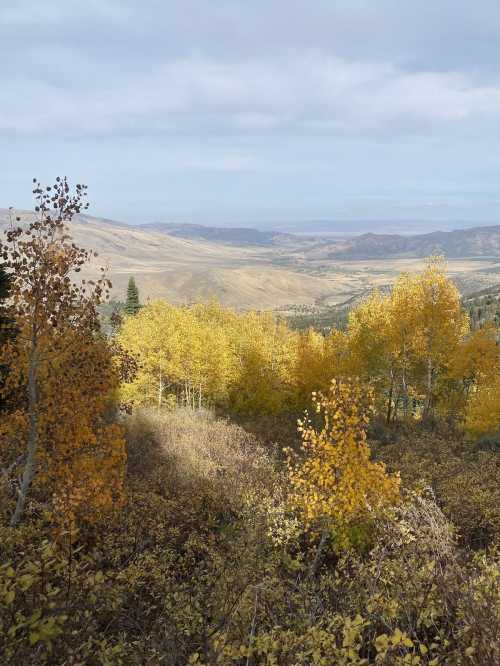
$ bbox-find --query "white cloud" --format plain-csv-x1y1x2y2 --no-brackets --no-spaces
2,56,500,137
2,1,500,224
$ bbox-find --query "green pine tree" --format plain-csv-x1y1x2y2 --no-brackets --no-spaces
125,276,141,316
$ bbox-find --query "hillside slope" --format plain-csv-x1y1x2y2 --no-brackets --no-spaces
1,209,499,308
142,222,296,246
302,226,500,260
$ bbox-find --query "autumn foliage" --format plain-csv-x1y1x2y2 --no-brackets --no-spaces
117,257,499,440
0,180,498,664
287,379,400,547
0,179,125,528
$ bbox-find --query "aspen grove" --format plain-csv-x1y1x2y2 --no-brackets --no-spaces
117,257,499,438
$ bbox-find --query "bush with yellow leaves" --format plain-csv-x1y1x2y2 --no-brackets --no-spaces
287,378,400,549
1,409,499,664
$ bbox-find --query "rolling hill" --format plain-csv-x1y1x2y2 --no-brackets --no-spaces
315,226,500,259
1,209,499,309
141,222,296,246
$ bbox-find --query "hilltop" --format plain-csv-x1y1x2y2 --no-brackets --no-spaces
313,225,500,259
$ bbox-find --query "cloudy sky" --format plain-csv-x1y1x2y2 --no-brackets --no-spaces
2,1,500,231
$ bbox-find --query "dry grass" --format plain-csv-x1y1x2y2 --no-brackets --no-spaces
124,407,278,498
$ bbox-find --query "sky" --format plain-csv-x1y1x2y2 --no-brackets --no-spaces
1,1,500,232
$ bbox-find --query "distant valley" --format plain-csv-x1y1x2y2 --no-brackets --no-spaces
1,209,499,310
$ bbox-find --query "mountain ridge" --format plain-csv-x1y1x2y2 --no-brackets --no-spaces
332,226,500,259
1,208,499,308
2,208,498,257
140,222,297,246
139,221,500,258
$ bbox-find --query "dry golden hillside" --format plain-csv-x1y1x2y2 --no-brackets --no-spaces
1,209,499,309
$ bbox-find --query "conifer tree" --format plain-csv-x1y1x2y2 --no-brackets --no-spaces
125,276,141,315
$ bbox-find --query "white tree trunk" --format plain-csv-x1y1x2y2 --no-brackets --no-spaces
11,347,39,527
157,368,163,411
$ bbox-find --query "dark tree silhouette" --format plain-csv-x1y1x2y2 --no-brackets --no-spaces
125,276,141,315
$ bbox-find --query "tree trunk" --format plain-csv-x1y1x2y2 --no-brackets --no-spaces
424,357,433,420
11,349,38,527
401,362,409,418
386,370,394,424
308,528,329,580
393,392,400,421
157,368,163,411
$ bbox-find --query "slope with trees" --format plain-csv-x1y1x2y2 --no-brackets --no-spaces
0,181,498,664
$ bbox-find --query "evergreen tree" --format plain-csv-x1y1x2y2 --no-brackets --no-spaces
125,276,141,315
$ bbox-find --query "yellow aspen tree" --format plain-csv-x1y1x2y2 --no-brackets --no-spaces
324,327,351,377
230,312,297,414
412,257,469,420
118,300,185,408
449,324,499,390
0,179,125,527
293,328,331,410
465,374,500,438
346,292,394,417
347,291,390,379
384,273,423,421
445,324,499,423
287,379,400,549
190,303,236,407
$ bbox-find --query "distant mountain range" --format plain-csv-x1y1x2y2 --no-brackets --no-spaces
133,221,500,258
317,225,500,259
1,209,499,308
2,209,499,257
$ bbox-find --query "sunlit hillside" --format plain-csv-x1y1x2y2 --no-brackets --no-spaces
2,208,499,310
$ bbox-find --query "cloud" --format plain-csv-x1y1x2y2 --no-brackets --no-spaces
2,56,500,137
1,1,500,224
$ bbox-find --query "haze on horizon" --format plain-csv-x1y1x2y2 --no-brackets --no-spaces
2,1,500,233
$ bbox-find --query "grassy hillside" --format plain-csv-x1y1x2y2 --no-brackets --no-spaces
2,209,500,309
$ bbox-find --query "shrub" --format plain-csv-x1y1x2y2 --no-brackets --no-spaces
374,429,500,548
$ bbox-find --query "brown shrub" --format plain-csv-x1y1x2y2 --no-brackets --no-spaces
2,409,498,664
373,429,500,549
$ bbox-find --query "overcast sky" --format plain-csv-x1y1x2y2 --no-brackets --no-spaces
2,1,500,231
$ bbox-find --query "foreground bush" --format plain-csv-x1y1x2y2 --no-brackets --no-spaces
287,379,400,551
374,428,500,549
1,409,498,664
